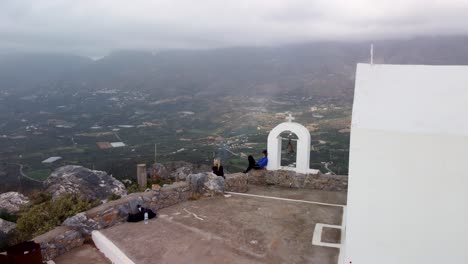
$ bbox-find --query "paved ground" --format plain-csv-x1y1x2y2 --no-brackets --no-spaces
54,243,110,264
101,185,346,264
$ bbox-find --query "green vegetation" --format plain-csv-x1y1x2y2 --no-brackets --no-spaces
29,191,52,205
25,169,51,181
125,183,143,194
15,194,99,240
107,193,121,201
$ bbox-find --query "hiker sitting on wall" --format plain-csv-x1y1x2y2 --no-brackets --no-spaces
243,150,268,173
212,158,225,179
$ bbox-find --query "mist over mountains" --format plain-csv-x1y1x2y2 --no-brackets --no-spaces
1,36,468,99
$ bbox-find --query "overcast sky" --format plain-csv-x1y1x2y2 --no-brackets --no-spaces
1,0,468,56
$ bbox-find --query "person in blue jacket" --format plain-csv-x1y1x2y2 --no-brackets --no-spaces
243,150,268,173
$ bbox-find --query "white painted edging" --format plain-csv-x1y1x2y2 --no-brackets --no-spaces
224,191,345,207
312,223,342,248
92,230,135,264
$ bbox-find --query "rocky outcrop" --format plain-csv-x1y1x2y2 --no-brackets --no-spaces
0,218,17,250
0,218,16,235
150,161,211,181
62,213,98,236
203,174,225,196
186,172,224,195
186,172,209,193
44,166,127,201
171,166,192,181
150,163,169,180
224,173,248,193
0,192,30,214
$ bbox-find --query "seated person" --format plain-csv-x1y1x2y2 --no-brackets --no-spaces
212,158,225,179
243,150,268,173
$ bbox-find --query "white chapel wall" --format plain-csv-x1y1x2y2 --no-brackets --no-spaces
346,64,468,264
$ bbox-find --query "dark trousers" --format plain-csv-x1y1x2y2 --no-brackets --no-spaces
243,156,261,173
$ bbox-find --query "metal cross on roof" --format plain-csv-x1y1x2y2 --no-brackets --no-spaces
286,113,295,123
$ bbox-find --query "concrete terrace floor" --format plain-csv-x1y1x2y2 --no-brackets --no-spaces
100,185,347,264
54,243,110,264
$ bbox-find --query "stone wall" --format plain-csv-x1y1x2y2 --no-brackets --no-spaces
33,226,84,261
249,169,348,191
34,181,191,261
224,173,248,193
186,172,249,195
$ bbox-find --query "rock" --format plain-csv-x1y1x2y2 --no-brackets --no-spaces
0,191,30,214
0,218,17,249
186,172,209,193
62,213,98,236
186,172,225,195
170,166,192,180
247,169,267,185
150,163,169,180
165,161,211,174
151,161,211,181
225,173,248,193
122,179,132,185
203,174,225,196
44,165,127,201
0,218,16,235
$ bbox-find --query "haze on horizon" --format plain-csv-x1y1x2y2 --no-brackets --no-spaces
1,0,468,57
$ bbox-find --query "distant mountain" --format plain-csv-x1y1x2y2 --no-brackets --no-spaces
1,36,468,99
0,53,92,94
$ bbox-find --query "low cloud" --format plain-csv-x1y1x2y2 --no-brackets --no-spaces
1,0,468,56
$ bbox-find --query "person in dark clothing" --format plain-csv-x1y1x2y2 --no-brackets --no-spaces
243,150,268,173
212,158,225,179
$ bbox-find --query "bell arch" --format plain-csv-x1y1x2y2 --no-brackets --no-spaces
267,122,311,173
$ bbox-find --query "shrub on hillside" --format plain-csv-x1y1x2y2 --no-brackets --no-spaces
15,194,99,240
28,190,52,205
107,193,121,201
126,183,141,194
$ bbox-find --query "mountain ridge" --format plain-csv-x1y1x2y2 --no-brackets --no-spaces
1,35,468,99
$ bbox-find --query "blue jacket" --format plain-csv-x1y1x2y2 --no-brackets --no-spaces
256,157,268,168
